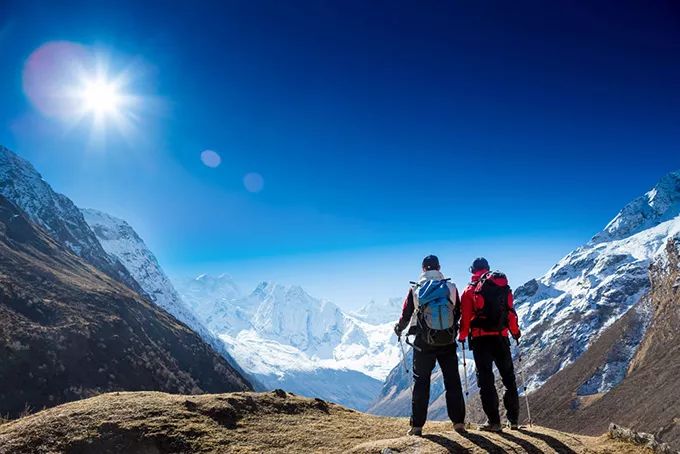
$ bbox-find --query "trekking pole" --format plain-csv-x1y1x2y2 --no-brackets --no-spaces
398,335,410,375
461,341,469,399
399,335,415,395
516,339,533,427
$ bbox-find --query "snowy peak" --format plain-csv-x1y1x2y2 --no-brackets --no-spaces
81,208,140,244
351,297,403,325
0,145,142,293
191,273,242,298
176,274,250,335
593,170,680,243
250,282,346,355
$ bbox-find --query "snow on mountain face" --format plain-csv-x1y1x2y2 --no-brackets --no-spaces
174,274,250,334
351,297,404,325
370,170,680,418
593,171,680,243
81,208,253,385
205,282,401,380
81,208,190,321
178,277,402,409
250,282,345,356
0,146,141,293
515,171,680,392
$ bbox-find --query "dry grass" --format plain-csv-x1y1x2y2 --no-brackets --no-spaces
0,390,656,454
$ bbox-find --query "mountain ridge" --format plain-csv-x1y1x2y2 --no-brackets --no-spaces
0,145,145,295
0,193,251,418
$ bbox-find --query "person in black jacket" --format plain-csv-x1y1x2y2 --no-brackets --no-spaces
394,255,466,436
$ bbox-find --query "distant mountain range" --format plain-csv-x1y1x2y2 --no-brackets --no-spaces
174,277,403,411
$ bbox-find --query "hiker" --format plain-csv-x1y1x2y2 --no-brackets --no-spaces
394,255,466,436
458,257,521,432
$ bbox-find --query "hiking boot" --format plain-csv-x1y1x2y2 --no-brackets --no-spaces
407,426,423,436
508,421,520,430
479,422,503,432
453,423,467,433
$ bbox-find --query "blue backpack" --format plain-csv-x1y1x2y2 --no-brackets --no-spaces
415,279,457,346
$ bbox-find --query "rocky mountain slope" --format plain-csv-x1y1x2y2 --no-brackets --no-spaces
370,170,680,421
81,209,253,387
0,390,656,454
177,278,398,411
0,145,143,294
0,194,250,418
528,235,680,449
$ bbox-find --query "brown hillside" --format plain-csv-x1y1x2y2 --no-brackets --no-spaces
0,390,656,454
529,237,680,448
0,195,250,418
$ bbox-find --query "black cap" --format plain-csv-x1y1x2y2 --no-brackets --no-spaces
470,257,490,273
422,255,440,271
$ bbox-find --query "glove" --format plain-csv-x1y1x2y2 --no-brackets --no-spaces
458,338,466,349
512,331,521,342
394,323,403,338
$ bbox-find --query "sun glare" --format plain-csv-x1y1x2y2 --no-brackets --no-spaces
80,78,123,115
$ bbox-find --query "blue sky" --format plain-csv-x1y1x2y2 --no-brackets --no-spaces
2,1,680,309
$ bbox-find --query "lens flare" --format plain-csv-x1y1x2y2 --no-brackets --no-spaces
200,150,222,168
244,172,264,193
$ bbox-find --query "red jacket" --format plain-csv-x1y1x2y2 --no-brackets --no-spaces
458,269,520,341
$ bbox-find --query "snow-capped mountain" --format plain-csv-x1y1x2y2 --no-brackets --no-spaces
0,145,142,294
177,274,243,322
250,282,346,357
351,297,404,325
176,278,402,410
370,170,680,420
515,170,680,392
81,208,254,386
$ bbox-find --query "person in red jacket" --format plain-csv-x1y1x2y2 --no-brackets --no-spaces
458,257,521,432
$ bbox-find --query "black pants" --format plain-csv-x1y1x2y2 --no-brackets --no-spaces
471,335,520,425
411,340,465,427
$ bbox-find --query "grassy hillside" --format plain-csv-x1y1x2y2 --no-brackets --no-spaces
0,390,656,454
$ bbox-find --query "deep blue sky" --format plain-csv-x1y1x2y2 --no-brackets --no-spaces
2,1,680,309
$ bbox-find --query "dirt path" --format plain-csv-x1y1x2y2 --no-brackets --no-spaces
352,424,642,453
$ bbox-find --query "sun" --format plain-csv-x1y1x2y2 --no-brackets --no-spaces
80,78,123,116
68,65,138,136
